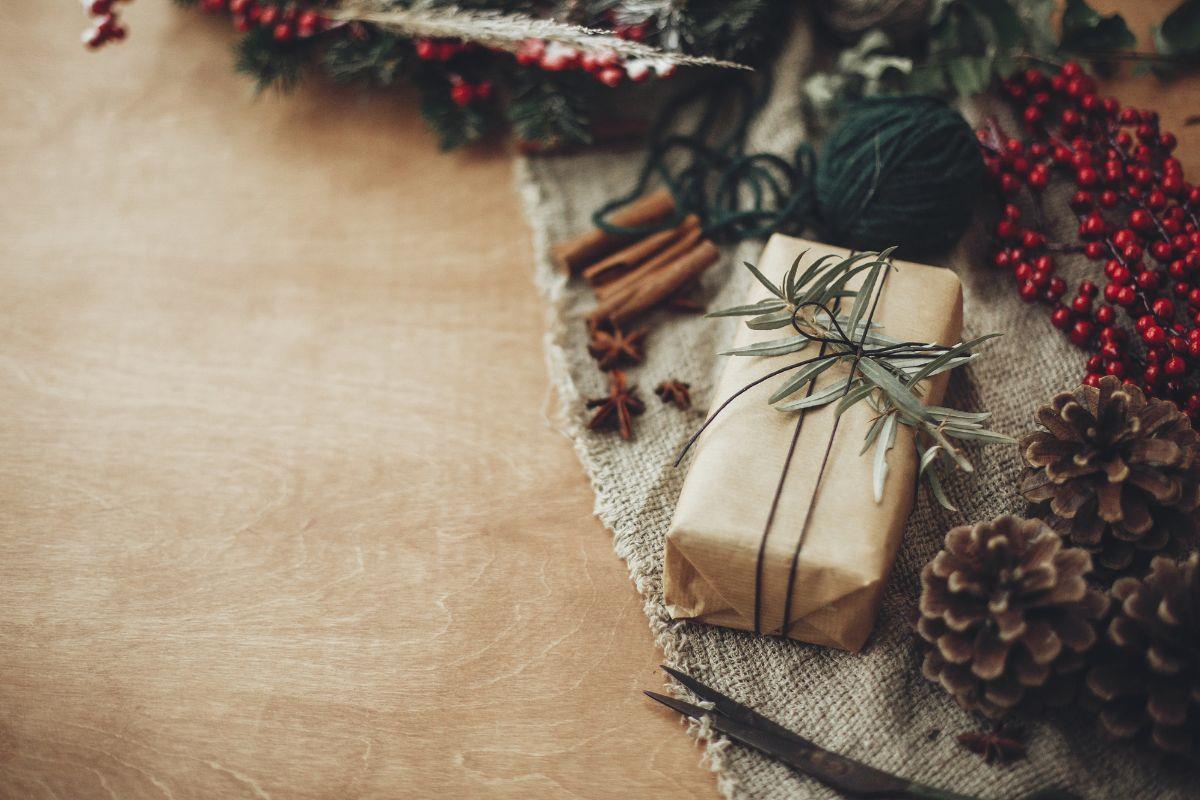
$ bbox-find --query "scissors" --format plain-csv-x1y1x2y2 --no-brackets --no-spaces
645,666,1078,800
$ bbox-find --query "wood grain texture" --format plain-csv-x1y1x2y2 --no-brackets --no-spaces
0,3,712,798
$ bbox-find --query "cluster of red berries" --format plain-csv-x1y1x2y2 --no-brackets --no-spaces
981,61,1200,416
411,33,671,91
198,0,328,42
447,74,494,108
414,38,472,63
513,38,668,87
412,39,494,105
81,0,130,49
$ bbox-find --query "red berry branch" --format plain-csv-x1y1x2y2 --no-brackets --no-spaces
198,0,330,42
83,0,334,47
980,61,1200,418
88,1,674,91
81,0,131,49
507,29,671,88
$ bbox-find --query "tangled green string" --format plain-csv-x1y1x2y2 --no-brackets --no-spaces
593,85,984,258
592,77,816,243
817,95,985,256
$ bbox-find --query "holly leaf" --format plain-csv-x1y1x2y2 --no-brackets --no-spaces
916,0,1026,98
947,54,993,96
1013,0,1058,54
801,29,912,123
1152,0,1200,79
965,0,1027,50
1060,0,1136,59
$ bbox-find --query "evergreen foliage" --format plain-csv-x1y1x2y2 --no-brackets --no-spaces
185,0,786,150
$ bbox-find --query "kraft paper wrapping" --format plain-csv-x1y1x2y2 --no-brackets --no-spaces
664,235,964,651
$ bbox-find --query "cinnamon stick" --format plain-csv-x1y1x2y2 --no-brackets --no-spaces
550,188,676,274
595,225,704,302
583,214,700,288
588,240,720,326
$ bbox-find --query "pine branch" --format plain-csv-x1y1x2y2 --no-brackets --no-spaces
234,27,315,92
414,70,496,149
505,72,594,146
331,2,753,70
321,30,411,85
669,0,787,62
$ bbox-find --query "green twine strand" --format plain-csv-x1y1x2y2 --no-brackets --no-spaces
593,87,984,258
592,76,817,243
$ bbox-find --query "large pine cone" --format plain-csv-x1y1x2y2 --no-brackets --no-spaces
1085,554,1200,759
1020,375,1200,572
917,515,1108,719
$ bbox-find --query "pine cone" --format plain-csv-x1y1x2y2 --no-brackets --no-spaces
1020,375,1200,573
1041,504,1196,574
1085,554,1200,759
917,515,1108,719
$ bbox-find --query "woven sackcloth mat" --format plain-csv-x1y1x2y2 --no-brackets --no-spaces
514,19,1193,800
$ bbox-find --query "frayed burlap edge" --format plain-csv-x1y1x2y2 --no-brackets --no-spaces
514,156,744,799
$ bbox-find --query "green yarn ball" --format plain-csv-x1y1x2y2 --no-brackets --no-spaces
814,95,985,258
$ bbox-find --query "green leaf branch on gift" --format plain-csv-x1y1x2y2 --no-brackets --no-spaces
697,249,1012,511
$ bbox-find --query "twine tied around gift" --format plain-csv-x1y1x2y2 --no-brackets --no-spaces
676,259,959,637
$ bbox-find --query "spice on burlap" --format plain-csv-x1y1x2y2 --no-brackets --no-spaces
587,321,648,370
585,369,644,440
917,515,1108,719
1019,375,1200,574
655,380,692,410
551,188,678,274
559,191,720,440
1084,553,1200,760
956,725,1027,766
552,191,721,326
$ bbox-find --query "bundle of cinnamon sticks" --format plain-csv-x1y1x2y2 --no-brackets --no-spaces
551,189,720,326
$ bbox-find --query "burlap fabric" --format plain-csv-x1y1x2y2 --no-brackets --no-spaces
515,20,1193,800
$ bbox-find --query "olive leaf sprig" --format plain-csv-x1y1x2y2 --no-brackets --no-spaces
681,248,1012,510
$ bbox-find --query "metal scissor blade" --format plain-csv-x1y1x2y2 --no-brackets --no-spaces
644,691,914,798
643,690,713,720
661,665,800,741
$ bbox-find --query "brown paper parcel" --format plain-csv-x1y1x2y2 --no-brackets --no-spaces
664,235,964,651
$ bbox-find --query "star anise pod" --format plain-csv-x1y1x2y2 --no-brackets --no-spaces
587,321,647,370
655,380,692,410
586,370,644,440
956,725,1027,766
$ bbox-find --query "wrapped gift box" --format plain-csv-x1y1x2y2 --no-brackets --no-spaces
664,235,964,651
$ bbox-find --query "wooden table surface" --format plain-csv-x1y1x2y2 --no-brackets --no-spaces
0,3,712,798
1,3,1196,800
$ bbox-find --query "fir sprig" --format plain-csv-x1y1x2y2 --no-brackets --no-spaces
234,26,315,92
332,3,752,70
321,30,411,85
690,249,1011,510
505,71,595,147
167,0,786,150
